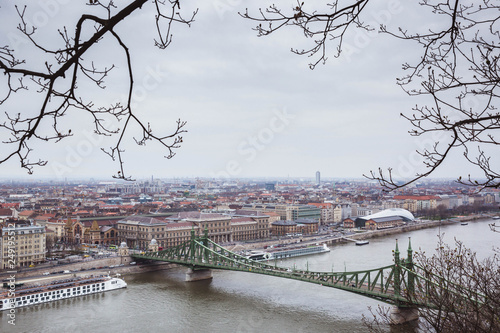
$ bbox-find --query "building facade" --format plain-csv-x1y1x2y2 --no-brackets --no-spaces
117,211,271,250
288,205,321,222
117,216,169,250
308,203,334,225
271,220,297,236
62,217,119,246
271,219,319,236
364,216,405,231
333,203,352,223
230,217,259,241
342,218,355,229
391,195,439,212
232,210,270,239
168,212,232,243
1,221,46,269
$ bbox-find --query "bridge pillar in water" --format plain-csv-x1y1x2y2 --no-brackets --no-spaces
185,268,213,282
390,306,419,325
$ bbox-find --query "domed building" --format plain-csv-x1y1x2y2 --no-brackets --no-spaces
118,241,129,256
148,238,159,252
362,208,415,222
344,208,414,230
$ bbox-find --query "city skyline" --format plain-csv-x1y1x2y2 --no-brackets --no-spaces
0,174,472,184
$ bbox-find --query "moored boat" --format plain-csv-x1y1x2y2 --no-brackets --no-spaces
355,240,369,246
245,250,272,261
269,243,330,260
246,243,330,261
0,275,126,311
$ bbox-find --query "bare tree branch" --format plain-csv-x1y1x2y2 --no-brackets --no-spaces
0,0,195,180
240,0,371,69
243,0,500,191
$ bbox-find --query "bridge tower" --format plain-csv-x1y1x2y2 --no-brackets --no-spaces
405,237,415,296
185,226,213,282
390,238,419,325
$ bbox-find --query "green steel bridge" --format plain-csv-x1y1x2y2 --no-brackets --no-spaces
131,229,485,311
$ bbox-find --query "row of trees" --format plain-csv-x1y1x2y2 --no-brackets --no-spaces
417,203,499,220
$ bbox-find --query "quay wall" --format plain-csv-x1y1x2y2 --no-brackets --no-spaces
334,220,455,243
240,220,456,250
0,256,176,280
324,215,489,244
238,216,488,250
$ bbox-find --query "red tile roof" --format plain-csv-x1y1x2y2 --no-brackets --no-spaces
18,210,35,216
0,203,20,208
393,195,439,200
0,208,13,216
307,203,332,209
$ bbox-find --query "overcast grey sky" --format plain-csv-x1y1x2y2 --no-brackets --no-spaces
0,1,477,181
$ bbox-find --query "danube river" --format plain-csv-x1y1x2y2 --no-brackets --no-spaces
2,219,498,333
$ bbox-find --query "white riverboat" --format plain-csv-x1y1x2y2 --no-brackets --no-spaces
270,243,330,260
245,250,273,261
246,243,330,261
0,275,126,311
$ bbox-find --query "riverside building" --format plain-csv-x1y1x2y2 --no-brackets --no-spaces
0,220,46,269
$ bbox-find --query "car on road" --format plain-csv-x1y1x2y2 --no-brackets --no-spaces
42,272,50,275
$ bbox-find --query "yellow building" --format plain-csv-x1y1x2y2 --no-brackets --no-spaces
364,216,404,230
231,217,259,241
164,222,197,248
168,212,232,243
116,216,169,250
117,211,271,251
35,219,65,241
232,210,271,239
1,221,46,269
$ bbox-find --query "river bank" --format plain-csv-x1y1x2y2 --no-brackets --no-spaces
242,214,493,250
337,219,455,243
0,258,176,281
1,214,492,281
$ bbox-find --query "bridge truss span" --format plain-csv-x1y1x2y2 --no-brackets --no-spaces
131,228,484,309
